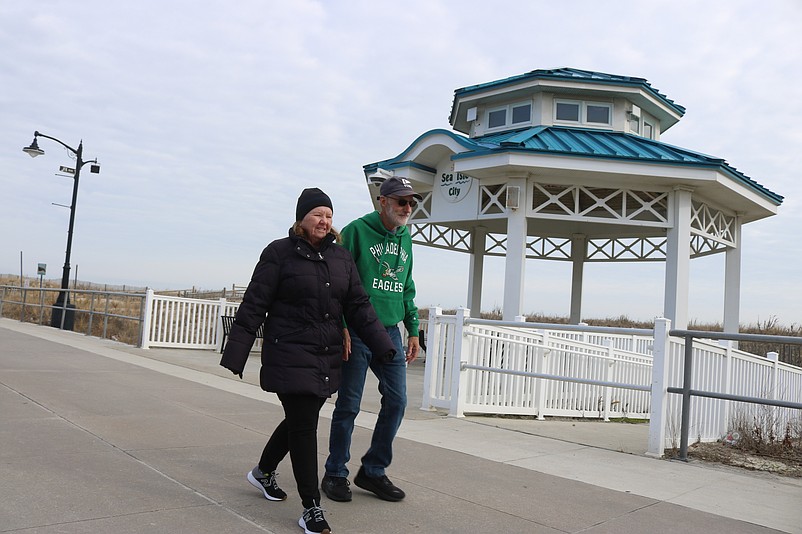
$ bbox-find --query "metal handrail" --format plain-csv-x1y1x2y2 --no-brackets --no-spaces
466,317,654,336
669,328,802,461
460,363,652,392
0,285,146,346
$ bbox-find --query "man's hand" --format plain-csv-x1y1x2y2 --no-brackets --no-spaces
406,336,420,363
342,328,351,361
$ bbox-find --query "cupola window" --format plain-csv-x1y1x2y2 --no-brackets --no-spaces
511,103,531,124
488,108,506,128
556,102,580,122
486,101,532,130
586,104,610,124
555,99,612,126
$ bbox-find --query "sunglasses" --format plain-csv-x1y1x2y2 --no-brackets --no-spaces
388,196,418,208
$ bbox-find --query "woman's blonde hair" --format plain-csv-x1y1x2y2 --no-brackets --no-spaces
292,221,342,244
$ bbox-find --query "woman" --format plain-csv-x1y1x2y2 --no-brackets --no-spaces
221,187,395,534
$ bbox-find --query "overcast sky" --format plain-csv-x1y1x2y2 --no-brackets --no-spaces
2,0,800,326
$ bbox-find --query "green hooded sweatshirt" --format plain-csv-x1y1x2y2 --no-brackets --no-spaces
340,210,419,337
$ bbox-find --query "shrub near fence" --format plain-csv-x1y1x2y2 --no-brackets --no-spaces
155,284,247,301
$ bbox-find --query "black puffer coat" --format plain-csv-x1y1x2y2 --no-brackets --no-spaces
220,229,395,397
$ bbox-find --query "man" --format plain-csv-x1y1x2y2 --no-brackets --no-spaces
322,176,422,502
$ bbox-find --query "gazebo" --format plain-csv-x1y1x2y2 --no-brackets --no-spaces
362,68,783,330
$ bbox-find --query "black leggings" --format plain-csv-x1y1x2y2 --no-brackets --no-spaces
259,393,327,508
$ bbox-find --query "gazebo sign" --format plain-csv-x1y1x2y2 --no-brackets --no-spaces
439,172,473,203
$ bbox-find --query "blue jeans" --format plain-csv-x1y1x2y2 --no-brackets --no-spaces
325,325,406,478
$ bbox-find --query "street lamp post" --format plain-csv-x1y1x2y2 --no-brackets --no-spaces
23,131,100,330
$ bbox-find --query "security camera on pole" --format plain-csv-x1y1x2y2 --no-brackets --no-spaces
23,131,101,330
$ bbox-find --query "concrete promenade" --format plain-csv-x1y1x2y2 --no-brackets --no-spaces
2,317,801,533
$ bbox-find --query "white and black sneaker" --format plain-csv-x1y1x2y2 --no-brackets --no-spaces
298,501,331,534
247,466,287,501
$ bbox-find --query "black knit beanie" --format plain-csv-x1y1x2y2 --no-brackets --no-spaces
295,187,333,221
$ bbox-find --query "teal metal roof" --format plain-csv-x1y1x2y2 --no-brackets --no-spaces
454,67,686,117
365,126,783,204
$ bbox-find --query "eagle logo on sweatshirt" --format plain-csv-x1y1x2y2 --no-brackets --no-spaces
381,261,405,280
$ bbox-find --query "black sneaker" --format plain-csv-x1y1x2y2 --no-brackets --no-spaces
353,466,405,501
321,475,352,502
247,466,287,501
298,501,331,534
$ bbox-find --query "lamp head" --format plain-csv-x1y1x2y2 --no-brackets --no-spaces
23,137,44,158
367,168,393,185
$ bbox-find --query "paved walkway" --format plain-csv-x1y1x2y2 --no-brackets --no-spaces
2,318,800,533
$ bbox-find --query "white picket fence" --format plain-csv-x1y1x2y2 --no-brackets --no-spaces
422,308,655,420
422,307,802,455
141,289,396,352
141,290,240,350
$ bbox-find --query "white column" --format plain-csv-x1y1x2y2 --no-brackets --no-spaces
467,226,486,319
503,176,527,321
569,233,586,324
719,340,734,437
449,307,470,418
215,297,227,352
421,306,442,411
723,214,743,334
647,317,671,457
534,329,547,420
140,288,154,349
664,186,693,330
